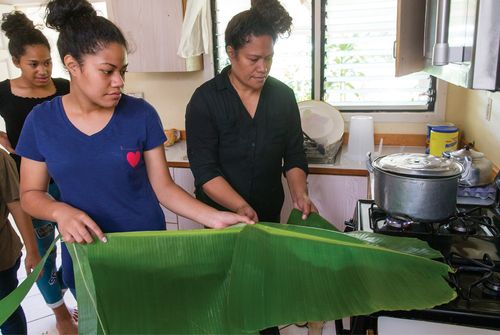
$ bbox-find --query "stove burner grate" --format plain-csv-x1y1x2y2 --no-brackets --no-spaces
483,273,500,299
448,252,500,300
384,215,415,230
369,203,499,238
439,218,478,235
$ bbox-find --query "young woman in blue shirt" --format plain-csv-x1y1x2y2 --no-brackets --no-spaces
16,0,253,298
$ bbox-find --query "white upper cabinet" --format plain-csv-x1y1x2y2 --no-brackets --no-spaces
106,0,202,72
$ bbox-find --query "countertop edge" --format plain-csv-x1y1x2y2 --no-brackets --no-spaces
167,161,369,176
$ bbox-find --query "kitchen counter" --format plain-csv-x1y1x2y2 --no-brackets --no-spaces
165,140,426,176
164,140,190,168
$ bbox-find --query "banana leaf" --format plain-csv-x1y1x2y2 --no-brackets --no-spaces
287,209,339,231
0,237,60,326
66,222,455,334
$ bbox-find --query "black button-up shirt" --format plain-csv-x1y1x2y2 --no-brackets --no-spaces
186,66,307,222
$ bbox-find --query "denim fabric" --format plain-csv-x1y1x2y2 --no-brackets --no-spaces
0,257,27,334
33,183,66,307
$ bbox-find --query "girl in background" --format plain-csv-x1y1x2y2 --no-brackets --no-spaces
0,11,76,334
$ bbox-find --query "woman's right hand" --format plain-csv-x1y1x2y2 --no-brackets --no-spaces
0,131,15,153
235,204,259,222
53,204,107,244
204,210,255,229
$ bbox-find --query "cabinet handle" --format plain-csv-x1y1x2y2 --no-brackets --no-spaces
432,0,451,65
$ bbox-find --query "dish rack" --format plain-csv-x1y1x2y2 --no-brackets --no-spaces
303,132,342,164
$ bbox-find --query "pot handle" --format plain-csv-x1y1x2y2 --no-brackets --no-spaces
366,152,374,173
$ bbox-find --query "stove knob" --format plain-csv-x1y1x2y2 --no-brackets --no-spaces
344,219,356,232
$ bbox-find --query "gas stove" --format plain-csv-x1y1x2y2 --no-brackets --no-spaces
345,200,500,332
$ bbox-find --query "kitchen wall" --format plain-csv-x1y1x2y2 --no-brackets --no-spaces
445,84,500,167
123,55,214,130
124,66,441,136
124,71,206,129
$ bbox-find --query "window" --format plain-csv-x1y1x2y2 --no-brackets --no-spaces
322,0,433,111
212,0,313,101
213,0,436,113
0,2,107,133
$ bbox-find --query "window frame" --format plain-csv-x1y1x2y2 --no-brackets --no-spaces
210,0,316,101
211,0,446,123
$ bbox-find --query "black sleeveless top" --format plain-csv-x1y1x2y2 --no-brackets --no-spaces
0,78,70,170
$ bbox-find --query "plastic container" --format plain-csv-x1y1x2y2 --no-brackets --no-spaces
346,116,374,162
164,128,180,147
429,126,459,157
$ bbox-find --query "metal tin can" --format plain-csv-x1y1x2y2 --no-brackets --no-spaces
429,126,459,156
425,122,455,153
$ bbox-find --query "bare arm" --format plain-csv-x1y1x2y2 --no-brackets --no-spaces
19,157,106,244
285,167,317,219
201,177,259,222
6,200,40,274
144,146,254,228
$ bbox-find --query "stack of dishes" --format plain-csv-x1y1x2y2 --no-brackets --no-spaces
299,100,344,164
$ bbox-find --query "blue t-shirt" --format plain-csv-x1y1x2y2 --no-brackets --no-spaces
16,94,167,233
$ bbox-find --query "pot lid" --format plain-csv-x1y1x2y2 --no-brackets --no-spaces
373,153,463,177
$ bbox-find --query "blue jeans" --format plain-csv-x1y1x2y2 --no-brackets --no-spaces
0,257,27,335
33,183,67,307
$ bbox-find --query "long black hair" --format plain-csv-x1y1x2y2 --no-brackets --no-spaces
45,0,128,65
225,0,292,51
1,11,50,60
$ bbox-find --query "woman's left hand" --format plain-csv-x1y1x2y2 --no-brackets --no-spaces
204,211,255,229
24,250,42,275
293,193,318,220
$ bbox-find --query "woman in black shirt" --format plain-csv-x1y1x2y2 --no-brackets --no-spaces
0,11,76,334
186,2,318,333
186,0,316,224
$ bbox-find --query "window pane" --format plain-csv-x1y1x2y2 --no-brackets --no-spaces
16,2,108,80
323,0,433,110
213,0,313,101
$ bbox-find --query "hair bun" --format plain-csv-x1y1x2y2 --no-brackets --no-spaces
250,0,292,36
45,0,96,31
1,11,35,39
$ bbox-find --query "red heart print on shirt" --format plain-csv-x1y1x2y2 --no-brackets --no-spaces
126,151,141,168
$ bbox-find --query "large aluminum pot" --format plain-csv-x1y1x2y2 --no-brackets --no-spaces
367,153,469,222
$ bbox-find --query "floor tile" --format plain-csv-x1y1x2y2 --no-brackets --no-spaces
26,314,58,335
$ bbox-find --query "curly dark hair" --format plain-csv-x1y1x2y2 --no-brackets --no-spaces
45,0,128,65
1,11,50,60
225,0,292,51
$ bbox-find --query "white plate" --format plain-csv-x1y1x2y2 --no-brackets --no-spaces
298,100,344,146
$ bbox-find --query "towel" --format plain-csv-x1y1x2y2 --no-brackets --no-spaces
177,0,211,58
457,183,497,200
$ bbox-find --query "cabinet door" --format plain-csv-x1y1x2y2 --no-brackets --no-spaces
106,0,198,72
395,0,426,76
161,168,178,230
281,175,368,231
280,176,294,224
173,168,203,230
308,175,368,230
